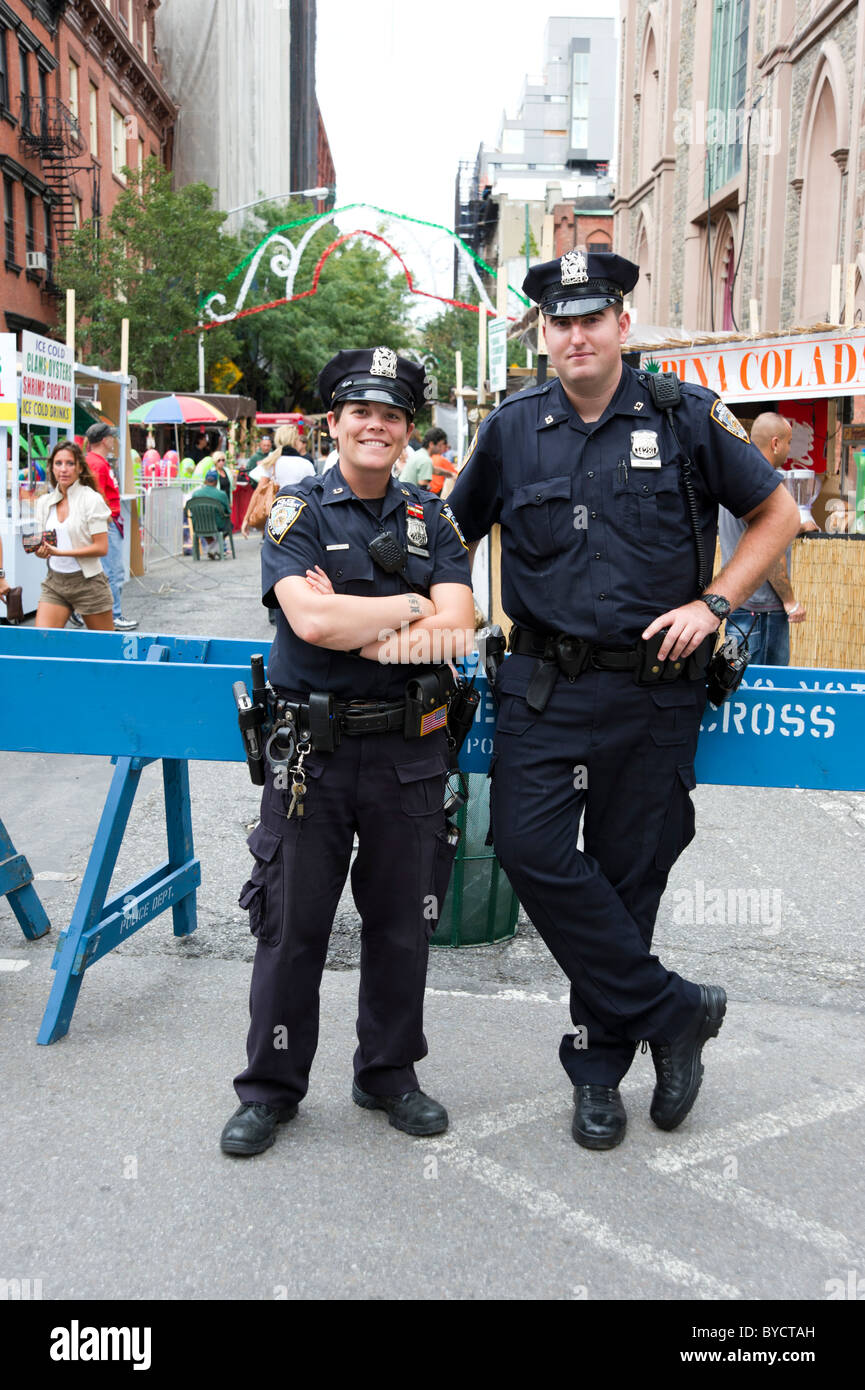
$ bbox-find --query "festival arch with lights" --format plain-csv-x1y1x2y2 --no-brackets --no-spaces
192,203,530,333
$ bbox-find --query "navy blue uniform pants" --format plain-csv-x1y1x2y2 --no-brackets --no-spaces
234,727,450,1109
491,657,704,1087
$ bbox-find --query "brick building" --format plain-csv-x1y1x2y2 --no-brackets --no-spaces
613,0,865,332
1,0,175,343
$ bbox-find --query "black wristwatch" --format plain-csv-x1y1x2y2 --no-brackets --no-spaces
698,593,731,620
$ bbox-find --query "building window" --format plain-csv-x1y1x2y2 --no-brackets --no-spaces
38,64,48,135
706,0,749,193
138,135,144,168
3,177,14,264
570,50,589,149
0,28,8,110
142,16,149,62
89,81,98,156
68,58,79,120
117,0,128,29
24,190,35,256
19,44,30,130
72,194,82,228
111,106,127,180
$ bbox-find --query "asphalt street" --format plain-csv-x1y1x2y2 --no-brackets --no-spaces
1,533,863,1303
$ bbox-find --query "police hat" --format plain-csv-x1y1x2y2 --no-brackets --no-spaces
523,251,639,318
318,348,428,417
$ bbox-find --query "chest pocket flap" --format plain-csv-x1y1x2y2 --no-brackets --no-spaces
508,474,573,558
512,474,572,511
324,547,374,589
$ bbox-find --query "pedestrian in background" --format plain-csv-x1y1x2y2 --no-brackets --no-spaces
84,423,137,631
718,413,806,665
33,441,114,630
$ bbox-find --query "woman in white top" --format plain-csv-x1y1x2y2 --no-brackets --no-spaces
33,440,114,630
240,423,314,537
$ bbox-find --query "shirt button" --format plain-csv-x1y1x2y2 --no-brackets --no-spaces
336,569,343,578
535,492,543,501
594,552,601,559
587,471,594,478
642,484,650,493
599,593,606,600
590,511,598,518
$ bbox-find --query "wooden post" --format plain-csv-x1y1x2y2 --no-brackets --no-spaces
749,299,760,335
65,289,75,356
455,350,465,464
477,303,487,406
495,267,508,405
120,317,129,377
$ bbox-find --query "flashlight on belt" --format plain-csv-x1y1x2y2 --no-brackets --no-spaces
233,653,268,785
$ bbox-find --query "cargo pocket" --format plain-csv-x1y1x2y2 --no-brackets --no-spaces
238,822,284,945
655,763,697,871
397,753,448,816
649,682,698,745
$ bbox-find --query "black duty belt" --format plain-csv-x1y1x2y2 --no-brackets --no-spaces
508,625,716,714
274,694,406,738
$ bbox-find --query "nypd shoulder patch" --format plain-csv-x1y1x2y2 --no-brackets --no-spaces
441,502,468,550
710,398,749,443
267,495,307,543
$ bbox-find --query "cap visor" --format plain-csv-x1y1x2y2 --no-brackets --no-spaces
332,384,414,413
541,295,620,318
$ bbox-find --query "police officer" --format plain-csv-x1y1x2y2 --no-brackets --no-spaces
221,348,475,1156
448,252,800,1150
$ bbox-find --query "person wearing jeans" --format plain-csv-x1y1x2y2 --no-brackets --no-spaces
84,422,137,631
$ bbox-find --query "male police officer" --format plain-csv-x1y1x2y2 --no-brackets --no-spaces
221,348,475,1156
448,252,800,1150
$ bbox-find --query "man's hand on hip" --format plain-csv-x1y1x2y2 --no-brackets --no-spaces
643,601,721,661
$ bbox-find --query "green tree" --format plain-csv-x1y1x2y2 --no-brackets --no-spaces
227,202,412,412
418,302,481,406
57,158,241,389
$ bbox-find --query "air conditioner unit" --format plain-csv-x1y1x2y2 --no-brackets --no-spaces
26,251,48,272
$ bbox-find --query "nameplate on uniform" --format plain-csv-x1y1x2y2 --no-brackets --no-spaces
405,502,429,557
420,704,447,736
629,429,662,469
326,543,349,551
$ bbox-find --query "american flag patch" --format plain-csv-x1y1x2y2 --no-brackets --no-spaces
420,704,448,736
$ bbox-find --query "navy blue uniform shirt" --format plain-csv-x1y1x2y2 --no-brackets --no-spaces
261,464,472,697
448,361,782,645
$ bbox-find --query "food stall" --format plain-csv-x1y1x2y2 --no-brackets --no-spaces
631,325,865,670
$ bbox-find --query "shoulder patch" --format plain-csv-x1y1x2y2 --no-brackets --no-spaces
440,502,468,550
267,494,307,543
710,398,749,443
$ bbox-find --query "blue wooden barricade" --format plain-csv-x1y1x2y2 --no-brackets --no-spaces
1,626,864,1044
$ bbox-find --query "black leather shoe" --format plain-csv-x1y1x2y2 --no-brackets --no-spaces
650,984,727,1131
220,1101,298,1156
351,1082,448,1135
571,1084,627,1150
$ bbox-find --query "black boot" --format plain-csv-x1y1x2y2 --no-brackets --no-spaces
220,1101,298,1156
352,1082,448,1135
650,985,727,1131
571,1084,627,1150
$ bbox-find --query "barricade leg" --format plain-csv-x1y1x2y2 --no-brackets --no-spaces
0,815,50,940
163,758,197,937
37,756,145,1044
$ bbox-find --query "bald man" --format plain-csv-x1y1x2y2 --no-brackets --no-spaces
718,412,806,666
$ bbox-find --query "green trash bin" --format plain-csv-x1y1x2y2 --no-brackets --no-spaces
430,771,519,947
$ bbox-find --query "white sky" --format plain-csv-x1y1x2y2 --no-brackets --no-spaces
315,1,620,311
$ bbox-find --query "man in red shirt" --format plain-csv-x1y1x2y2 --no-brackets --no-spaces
84,424,137,631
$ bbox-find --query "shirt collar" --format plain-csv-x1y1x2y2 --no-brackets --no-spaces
321,464,406,519
540,362,650,433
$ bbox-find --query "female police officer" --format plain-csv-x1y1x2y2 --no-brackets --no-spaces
221,348,475,1156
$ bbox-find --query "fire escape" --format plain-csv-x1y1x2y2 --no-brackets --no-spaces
18,96,98,294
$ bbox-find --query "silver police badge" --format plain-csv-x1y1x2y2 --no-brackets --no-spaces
267,494,307,542
405,502,429,555
561,249,589,286
629,429,662,468
370,346,397,378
